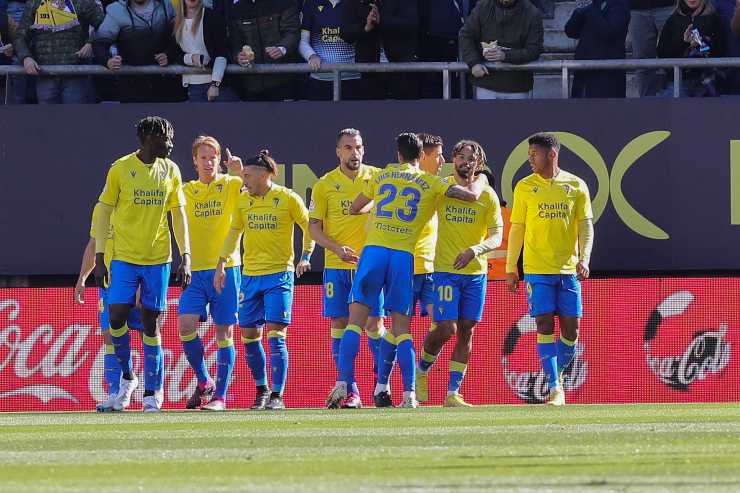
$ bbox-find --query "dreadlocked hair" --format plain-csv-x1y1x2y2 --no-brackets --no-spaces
452,139,487,169
135,116,174,140
245,149,279,176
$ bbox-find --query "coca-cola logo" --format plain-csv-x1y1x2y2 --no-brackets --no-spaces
644,291,731,391
501,314,588,403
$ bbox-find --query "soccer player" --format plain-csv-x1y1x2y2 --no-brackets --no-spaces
93,116,192,413
415,140,503,407
505,132,594,406
215,150,314,411
326,132,484,409
178,136,244,411
309,128,386,409
74,204,145,412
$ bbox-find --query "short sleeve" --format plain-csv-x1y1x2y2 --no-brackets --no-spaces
167,164,186,210
289,190,309,225
575,181,593,221
308,180,328,220
230,199,244,231
362,176,376,200
98,164,120,207
510,182,527,224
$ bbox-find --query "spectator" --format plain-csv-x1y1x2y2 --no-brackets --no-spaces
731,0,740,32
565,0,630,98
94,0,183,103
300,0,361,100
713,0,740,93
0,0,12,64
658,0,726,96
227,0,300,101
419,0,464,98
341,0,419,100
459,0,543,99
629,0,674,96
14,0,103,104
5,0,33,103
171,0,233,102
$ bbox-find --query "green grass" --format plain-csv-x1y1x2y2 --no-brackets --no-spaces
2,404,740,492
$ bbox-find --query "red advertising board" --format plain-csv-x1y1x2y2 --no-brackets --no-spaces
1,277,738,411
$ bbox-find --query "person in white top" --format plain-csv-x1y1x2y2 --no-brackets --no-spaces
173,0,234,102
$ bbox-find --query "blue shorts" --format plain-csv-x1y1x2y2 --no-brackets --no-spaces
432,273,487,322
179,267,241,326
108,260,171,312
524,274,582,318
238,271,294,328
98,287,143,331
413,273,435,317
323,268,384,318
350,245,414,317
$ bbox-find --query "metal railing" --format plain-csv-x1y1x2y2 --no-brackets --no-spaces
2,57,739,100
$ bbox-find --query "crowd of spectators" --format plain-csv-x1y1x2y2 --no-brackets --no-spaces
1,0,740,103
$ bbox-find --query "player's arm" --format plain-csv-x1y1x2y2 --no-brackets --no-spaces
170,205,192,289
309,219,359,264
445,175,487,202
453,226,504,270
350,192,373,215
75,237,96,304
505,183,527,293
577,219,594,280
293,193,316,278
93,202,113,287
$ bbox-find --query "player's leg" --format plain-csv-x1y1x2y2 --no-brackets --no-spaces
386,250,417,408
263,271,294,410
525,274,563,406
364,285,387,384
202,266,241,411
556,274,583,383
139,262,171,412
178,271,214,409
96,287,121,412
238,274,269,410
107,261,139,410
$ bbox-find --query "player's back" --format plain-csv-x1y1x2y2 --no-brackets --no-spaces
364,163,445,254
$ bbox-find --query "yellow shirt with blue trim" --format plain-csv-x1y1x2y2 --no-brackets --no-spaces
89,205,115,271
231,183,313,276
510,170,593,274
98,152,185,265
435,176,502,275
362,163,449,255
413,215,437,275
184,174,243,272
309,164,381,270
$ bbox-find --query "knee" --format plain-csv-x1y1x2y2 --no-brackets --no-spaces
241,326,263,341
216,324,234,340
436,322,456,342
267,325,287,339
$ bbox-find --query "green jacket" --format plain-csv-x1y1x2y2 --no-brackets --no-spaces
15,0,104,65
459,0,543,93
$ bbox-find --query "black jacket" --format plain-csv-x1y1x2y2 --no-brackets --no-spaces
565,0,630,97
629,0,673,11
341,0,418,62
459,0,543,93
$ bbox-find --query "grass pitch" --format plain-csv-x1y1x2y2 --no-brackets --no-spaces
2,404,740,492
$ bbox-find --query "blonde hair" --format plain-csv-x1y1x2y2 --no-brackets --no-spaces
192,135,221,158
174,0,204,44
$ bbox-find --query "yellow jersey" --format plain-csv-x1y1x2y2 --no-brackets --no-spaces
231,183,314,276
98,152,185,265
184,174,243,272
309,164,381,270
414,216,437,274
435,176,502,275
363,163,449,254
90,204,115,271
510,170,593,274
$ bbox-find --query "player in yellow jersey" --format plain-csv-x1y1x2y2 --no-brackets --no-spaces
505,133,594,406
415,141,503,407
309,128,386,409
177,136,244,411
215,150,315,410
326,133,485,409
74,204,146,412
93,116,192,413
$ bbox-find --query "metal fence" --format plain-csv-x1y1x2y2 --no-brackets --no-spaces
2,58,740,100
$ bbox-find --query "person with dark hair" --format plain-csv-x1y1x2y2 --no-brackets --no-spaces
178,137,243,412
629,0,675,96
326,132,485,410
459,0,544,99
93,116,191,413
505,132,594,407
416,140,503,407
565,0,630,98
340,0,420,99
309,128,386,409
658,0,726,96
14,0,104,103
418,133,445,177
418,0,464,98
228,0,300,101
215,149,314,411
93,0,183,103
